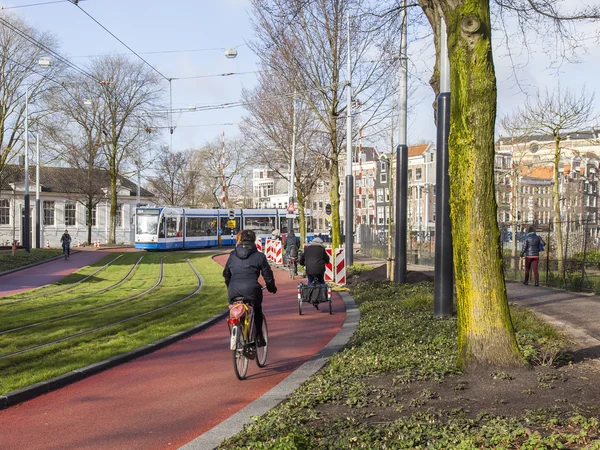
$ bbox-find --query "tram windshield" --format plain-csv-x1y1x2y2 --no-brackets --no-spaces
136,209,160,235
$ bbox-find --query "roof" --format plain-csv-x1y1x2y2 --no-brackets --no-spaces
0,165,155,198
408,144,430,157
519,166,553,179
497,130,600,145
353,146,378,162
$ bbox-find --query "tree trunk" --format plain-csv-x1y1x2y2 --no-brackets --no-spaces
109,149,118,245
446,4,522,368
330,155,341,250
87,198,92,245
297,190,306,245
553,135,564,277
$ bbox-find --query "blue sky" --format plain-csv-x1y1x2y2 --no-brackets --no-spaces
3,0,600,154
4,0,258,152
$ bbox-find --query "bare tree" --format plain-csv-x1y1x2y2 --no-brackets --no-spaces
90,55,164,243
504,87,595,277
250,0,394,249
241,61,327,243
42,75,108,244
148,150,196,206
0,12,63,189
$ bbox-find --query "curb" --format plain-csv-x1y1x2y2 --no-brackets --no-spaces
0,251,79,277
0,308,230,411
179,291,360,450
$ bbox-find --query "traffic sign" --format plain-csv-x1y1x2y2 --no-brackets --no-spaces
227,220,236,228
228,209,235,220
285,213,296,219
326,215,331,223
286,202,296,214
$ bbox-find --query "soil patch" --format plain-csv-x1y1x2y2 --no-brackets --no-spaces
347,263,434,287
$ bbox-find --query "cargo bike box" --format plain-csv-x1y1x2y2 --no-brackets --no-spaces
297,283,332,315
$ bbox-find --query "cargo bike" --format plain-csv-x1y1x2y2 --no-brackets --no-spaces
297,282,333,315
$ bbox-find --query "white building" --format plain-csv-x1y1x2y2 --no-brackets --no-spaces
0,166,155,247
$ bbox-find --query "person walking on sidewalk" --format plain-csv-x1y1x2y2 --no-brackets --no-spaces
520,226,545,286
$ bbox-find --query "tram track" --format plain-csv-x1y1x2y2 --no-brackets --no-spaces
0,258,202,361
0,254,124,306
0,256,163,335
1,256,147,317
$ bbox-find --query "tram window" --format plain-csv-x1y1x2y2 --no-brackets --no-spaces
220,217,239,234
186,217,216,237
158,219,165,238
244,217,275,234
166,217,178,237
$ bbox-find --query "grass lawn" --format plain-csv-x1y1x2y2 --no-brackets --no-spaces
0,252,228,395
220,282,600,449
0,248,63,273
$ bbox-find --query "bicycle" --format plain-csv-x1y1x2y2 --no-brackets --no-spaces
288,256,298,279
227,290,269,380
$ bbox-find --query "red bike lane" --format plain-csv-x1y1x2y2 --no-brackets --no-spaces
0,254,346,450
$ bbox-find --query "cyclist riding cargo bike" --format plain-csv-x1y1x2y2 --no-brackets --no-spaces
297,237,332,315
223,229,277,379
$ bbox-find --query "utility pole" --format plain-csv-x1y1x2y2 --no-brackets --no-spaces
35,134,41,248
24,86,31,253
434,17,454,316
394,0,408,283
345,12,354,266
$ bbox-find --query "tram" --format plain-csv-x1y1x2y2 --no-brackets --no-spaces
134,207,313,250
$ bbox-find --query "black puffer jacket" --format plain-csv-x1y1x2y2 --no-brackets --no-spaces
521,232,545,257
223,241,275,303
299,242,330,275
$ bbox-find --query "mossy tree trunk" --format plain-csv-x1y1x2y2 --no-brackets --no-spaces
297,189,306,245
424,0,523,368
553,133,564,277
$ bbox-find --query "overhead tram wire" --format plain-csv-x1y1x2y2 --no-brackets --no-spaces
0,17,102,84
0,0,72,9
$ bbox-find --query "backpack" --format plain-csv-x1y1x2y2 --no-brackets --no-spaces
288,245,298,258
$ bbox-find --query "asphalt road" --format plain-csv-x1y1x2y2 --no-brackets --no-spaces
0,254,345,450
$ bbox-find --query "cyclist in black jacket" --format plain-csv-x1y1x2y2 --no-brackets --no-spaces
223,229,277,346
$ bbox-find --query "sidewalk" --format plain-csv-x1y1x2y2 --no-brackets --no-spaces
0,249,114,297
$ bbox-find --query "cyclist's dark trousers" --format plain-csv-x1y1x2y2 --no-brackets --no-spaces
251,298,264,338
63,244,70,257
307,273,325,285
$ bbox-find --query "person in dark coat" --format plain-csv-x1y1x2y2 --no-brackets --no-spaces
299,237,330,285
223,229,277,346
284,230,300,273
520,225,545,286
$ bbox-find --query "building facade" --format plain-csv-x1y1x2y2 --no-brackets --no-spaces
0,166,155,247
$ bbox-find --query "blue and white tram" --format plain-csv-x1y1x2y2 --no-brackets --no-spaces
134,206,314,250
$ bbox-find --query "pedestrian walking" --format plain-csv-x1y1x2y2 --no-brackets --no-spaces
520,226,545,286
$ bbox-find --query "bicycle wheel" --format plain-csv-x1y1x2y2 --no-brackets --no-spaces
329,297,332,314
289,262,295,279
256,317,268,368
232,324,248,380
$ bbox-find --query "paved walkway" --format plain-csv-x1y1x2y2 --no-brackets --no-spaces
0,253,348,450
0,249,114,298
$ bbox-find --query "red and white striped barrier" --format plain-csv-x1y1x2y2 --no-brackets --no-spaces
274,240,283,265
46,240,50,249
255,237,263,253
324,248,334,282
335,248,346,285
265,239,274,261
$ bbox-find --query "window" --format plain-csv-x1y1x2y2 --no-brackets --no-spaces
385,188,390,202
0,199,9,225
317,181,325,194
377,189,384,202
86,205,97,226
377,207,385,225
416,168,422,180
380,172,387,183
65,202,76,226
319,200,323,211
408,169,412,180
186,217,216,236
115,204,123,227
318,218,323,229
42,201,55,226
313,201,317,211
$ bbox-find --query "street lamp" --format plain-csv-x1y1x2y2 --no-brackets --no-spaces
23,57,53,252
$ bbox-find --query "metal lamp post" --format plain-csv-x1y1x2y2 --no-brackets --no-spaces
345,12,354,266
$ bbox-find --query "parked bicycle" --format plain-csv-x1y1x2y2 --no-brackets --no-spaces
227,287,269,380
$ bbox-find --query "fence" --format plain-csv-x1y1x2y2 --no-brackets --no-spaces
358,219,600,293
